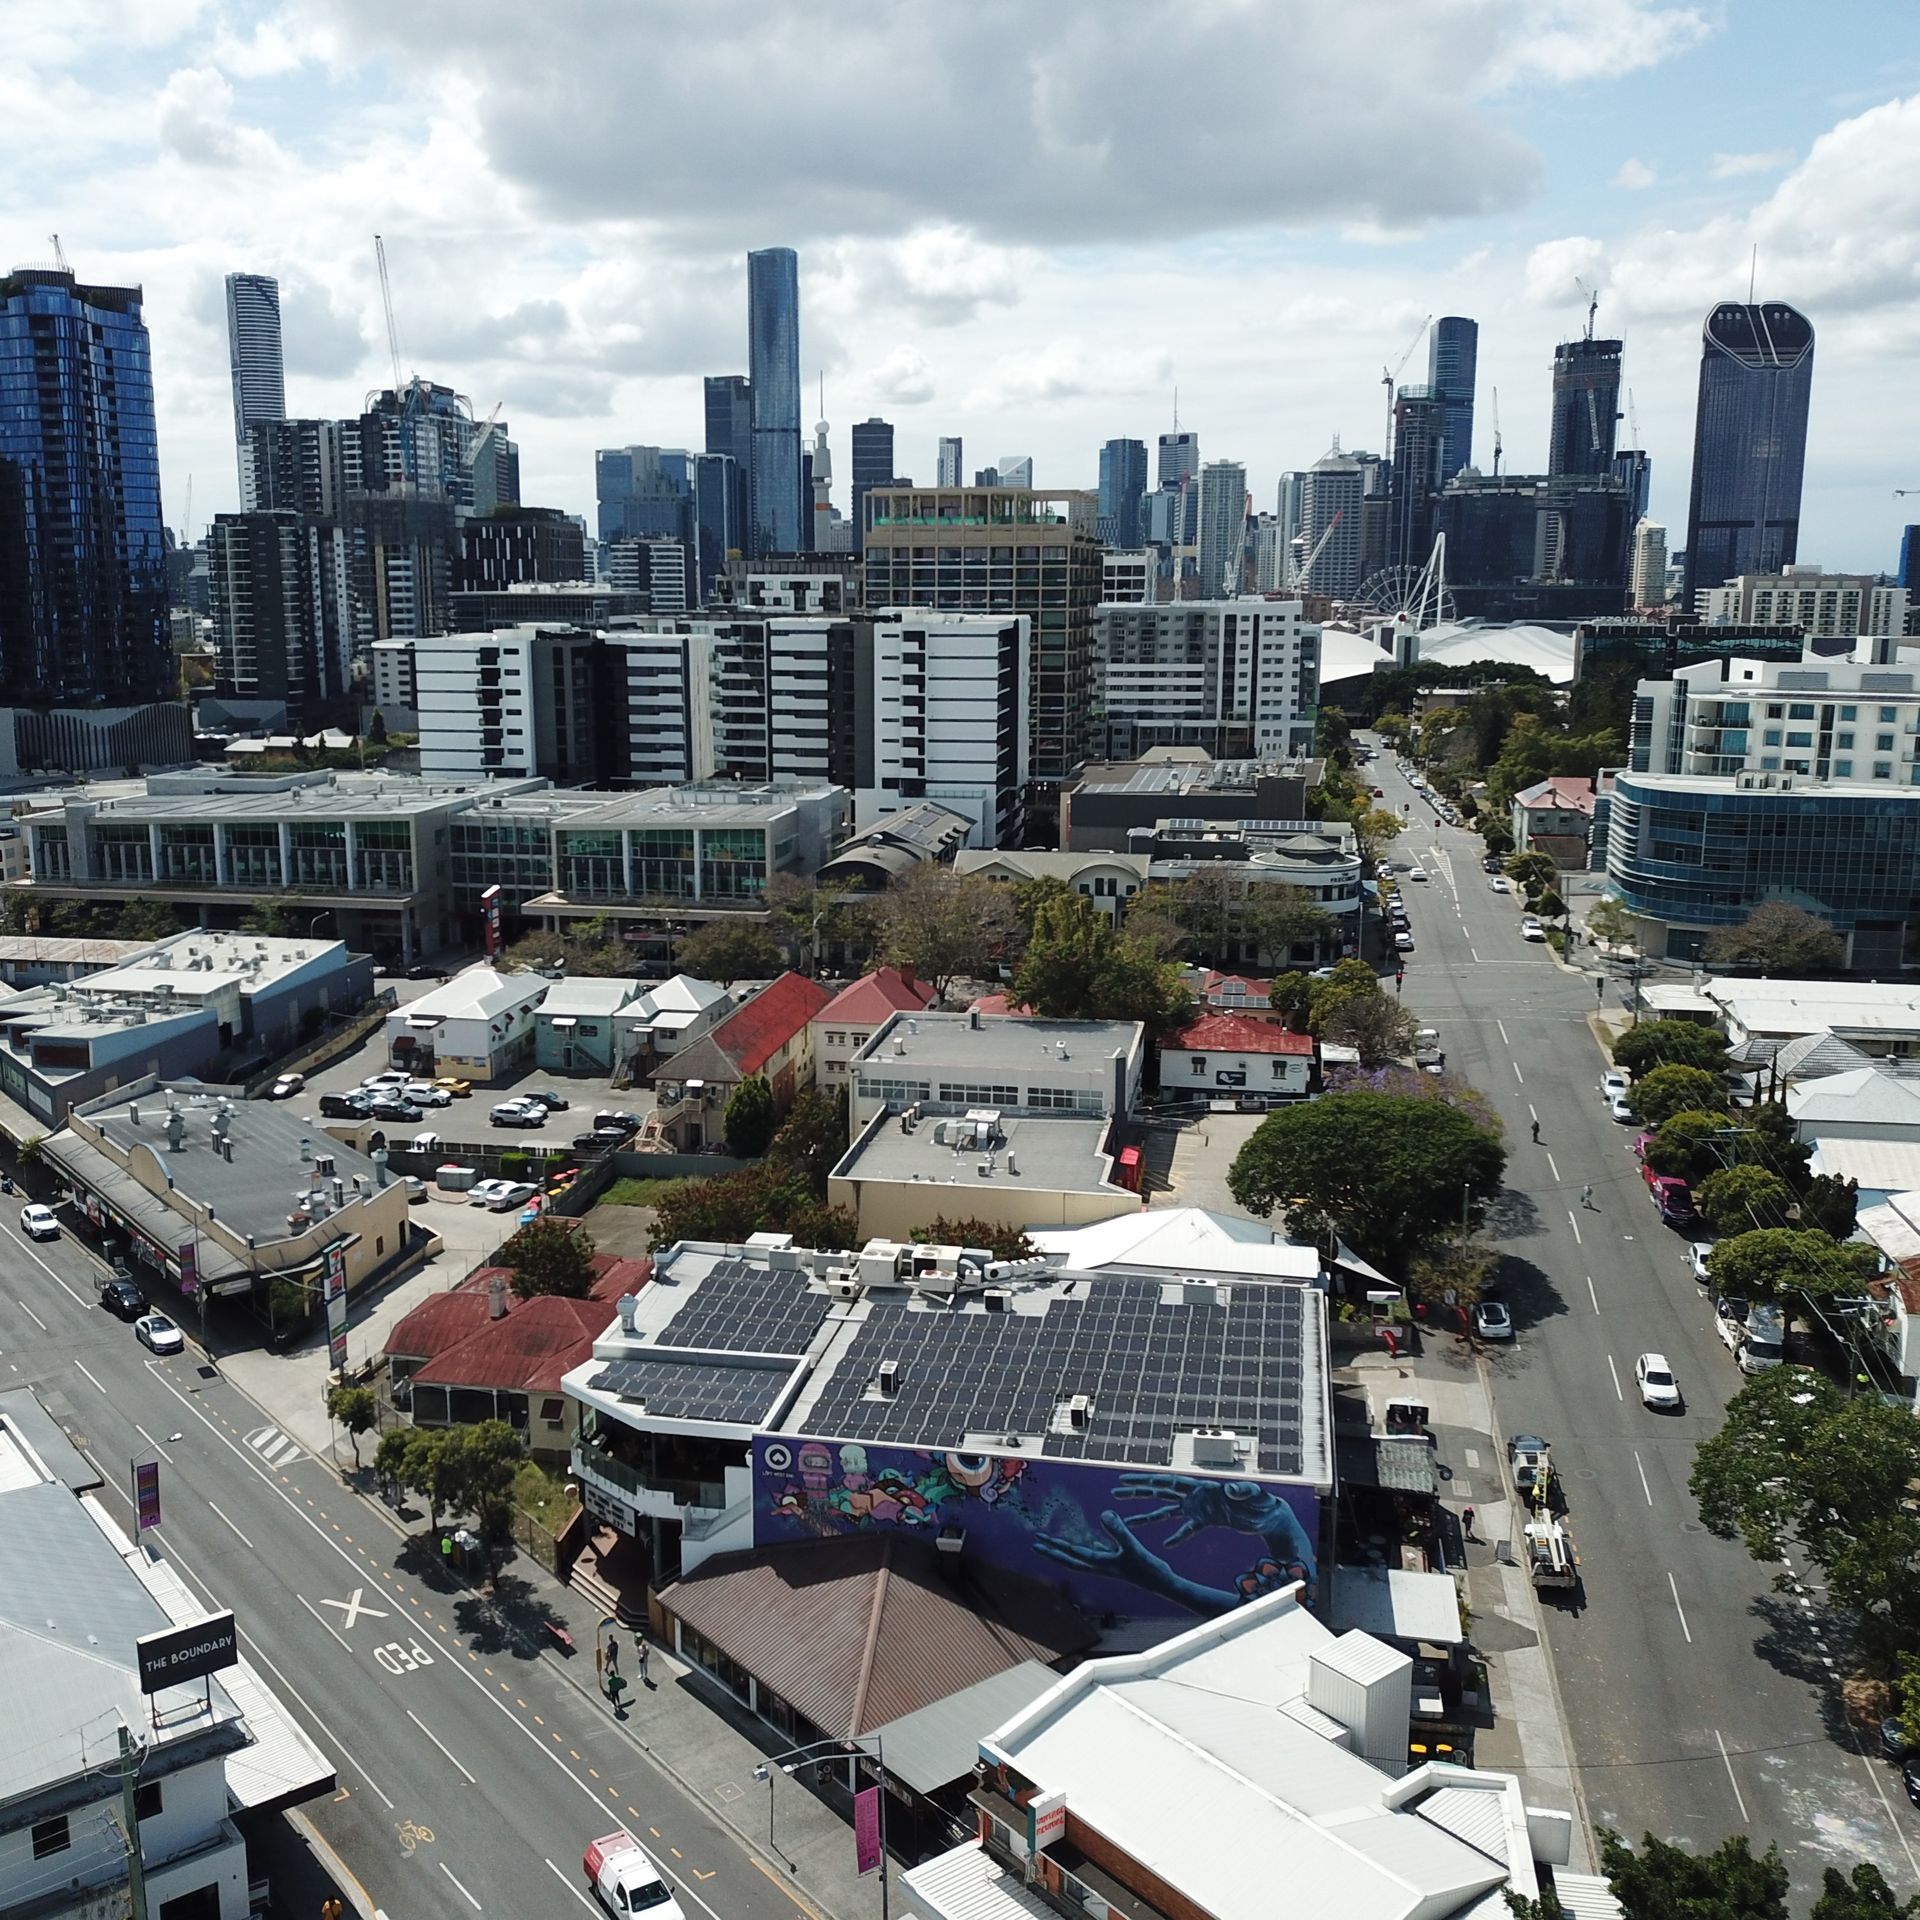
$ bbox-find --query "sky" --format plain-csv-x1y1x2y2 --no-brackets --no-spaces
9,0,1920,573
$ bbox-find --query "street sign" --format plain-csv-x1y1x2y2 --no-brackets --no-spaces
133,1459,161,1533
325,1243,349,1370
1027,1790,1067,1853
136,1611,237,1694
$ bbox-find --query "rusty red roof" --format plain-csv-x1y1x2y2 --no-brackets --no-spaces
385,1251,647,1368
692,970,833,1077
412,1294,609,1394
1166,1014,1315,1055
817,967,936,1027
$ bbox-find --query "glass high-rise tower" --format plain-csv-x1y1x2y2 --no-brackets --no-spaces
849,418,895,553
1098,438,1148,547
0,268,170,705
225,272,286,467
1196,459,1247,597
703,374,752,562
746,248,801,558
1683,301,1815,602
1548,336,1623,478
1428,316,1478,482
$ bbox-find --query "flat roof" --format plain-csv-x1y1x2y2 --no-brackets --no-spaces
548,781,843,831
22,772,522,823
835,1109,1121,1198
1071,757,1315,795
572,1237,1332,1485
852,1011,1139,1077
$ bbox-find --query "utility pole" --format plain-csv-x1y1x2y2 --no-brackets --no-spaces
119,1726,149,1920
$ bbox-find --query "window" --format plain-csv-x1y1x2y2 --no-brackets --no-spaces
1787,703,1815,720
1762,729,1781,746
1882,707,1899,723
539,1397,564,1422
1190,1057,1206,1074
1785,731,1812,748
1841,706,1857,721
1765,704,1783,718
31,1815,69,1859
1875,762,1894,779
135,1781,163,1821
1272,1057,1291,1079
1879,734,1896,752
1834,759,1853,777
1838,732,1854,748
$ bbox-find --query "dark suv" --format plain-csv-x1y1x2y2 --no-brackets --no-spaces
318,1091,372,1119
99,1277,146,1320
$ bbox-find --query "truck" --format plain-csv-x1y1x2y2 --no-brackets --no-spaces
1523,1514,1580,1592
584,1832,685,1917
1717,1298,1785,1374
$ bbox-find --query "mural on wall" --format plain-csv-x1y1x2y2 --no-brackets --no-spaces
754,1437,1318,1618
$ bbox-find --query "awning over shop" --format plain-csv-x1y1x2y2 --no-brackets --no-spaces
904,1844,1061,1920
856,1662,1060,1796
1327,1566,1464,1646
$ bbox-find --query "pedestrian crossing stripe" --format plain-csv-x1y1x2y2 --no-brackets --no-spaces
244,1424,303,1467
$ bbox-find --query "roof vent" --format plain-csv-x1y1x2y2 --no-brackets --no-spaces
877,1359,901,1396
983,1288,1010,1313
1067,1393,1093,1429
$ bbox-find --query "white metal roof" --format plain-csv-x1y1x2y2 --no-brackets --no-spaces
1788,1068,1920,1129
903,1844,1061,1920
1709,978,1920,1039
1327,1568,1466,1647
401,965,545,1024
1809,1137,1920,1193
1029,1206,1321,1283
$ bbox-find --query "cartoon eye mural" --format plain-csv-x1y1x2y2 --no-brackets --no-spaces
944,1453,997,1489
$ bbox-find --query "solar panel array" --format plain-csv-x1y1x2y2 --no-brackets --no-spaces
654,1258,832,1356
803,1275,1310,1474
588,1356,791,1425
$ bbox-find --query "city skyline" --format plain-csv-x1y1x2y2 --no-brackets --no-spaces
6,3,1918,573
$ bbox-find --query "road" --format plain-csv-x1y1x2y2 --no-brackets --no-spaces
0,1213,813,1920
1368,739,1920,1900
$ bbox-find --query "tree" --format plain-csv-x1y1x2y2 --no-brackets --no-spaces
366,708,389,747
1237,887,1331,969
675,918,784,986
1534,888,1568,924
767,1084,847,1195
1314,990,1418,1067
906,1217,1041,1262
877,864,1018,1003
1707,901,1846,976
1089,934,1195,1041
326,1384,379,1468
1811,1864,1920,1920
1316,707,1353,764
375,1427,449,1528
1502,851,1559,901
1405,1236,1499,1314
1631,1064,1726,1129
440,1420,527,1544
1644,1108,1739,1180
765,872,874,975
1586,895,1638,953
1610,1019,1731,1076
1694,1165,1794,1236
649,1162,860,1253
1265,971,1316,1026
1704,1227,1880,1304
1012,891,1110,1015
723,1074,778,1157
114,898,184,941
1693,1366,1920,1658
500,1218,598,1300
1350,807,1405,866
1798,1172,1860,1240
1227,1093,1507,1277
1592,1828,1789,1920
241,894,306,937
1118,894,1192,963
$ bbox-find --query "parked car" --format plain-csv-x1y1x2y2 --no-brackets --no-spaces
1472,1299,1514,1342
1882,1716,1913,1760
467,1179,517,1208
490,1100,545,1128
433,1075,473,1098
319,1091,373,1119
573,1129,627,1153
362,1070,410,1091
1601,1068,1630,1099
269,1071,305,1099
1687,1242,1714,1284
19,1203,59,1241
1408,866,1428,882
487,1182,539,1212
1607,1091,1635,1123
1394,931,1416,952
1487,876,1510,893
1635,1352,1683,1410
520,1090,570,1112
135,1312,186,1355
594,1110,642,1135
367,1096,423,1123
99,1276,146,1319
404,961,448,981
1648,1173,1696,1226
1520,917,1546,941
1481,856,1503,874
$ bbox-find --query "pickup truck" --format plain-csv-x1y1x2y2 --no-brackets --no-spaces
584,1832,684,1916
1717,1298,1784,1373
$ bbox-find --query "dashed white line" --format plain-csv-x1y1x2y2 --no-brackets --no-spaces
545,1860,602,1914
1715,1728,1749,1822
408,1708,478,1785
18,1300,47,1332
440,1863,483,1911
209,1501,255,1549
1586,1274,1600,1313
1634,1449,1654,1506
1854,1750,1920,1882
1496,1020,1510,1045
0,1220,91,1305
1606,1355,1623,1399
73,1357,103,1389
1545,1152,1560,1181
1668,1571,1693,1643
1512,1061,1525,1085
1567,1211,1583,1247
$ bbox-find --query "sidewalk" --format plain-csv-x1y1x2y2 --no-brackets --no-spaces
1348,1344,1595,1873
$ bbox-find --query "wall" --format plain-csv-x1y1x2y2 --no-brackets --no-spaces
1159,1047,1312,1101
828,1167,1140,1242
754,1436,1319,1618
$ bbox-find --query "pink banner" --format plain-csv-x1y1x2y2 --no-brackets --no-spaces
853,1784,882,1877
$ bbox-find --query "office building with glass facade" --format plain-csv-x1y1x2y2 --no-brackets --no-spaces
1683,302,1815,603
848,417,895,557
1098,438,1148,549
1548,336,1622,478
747,248,802,558
1428,316,1477,483
0,268,171,707
225,271,286,497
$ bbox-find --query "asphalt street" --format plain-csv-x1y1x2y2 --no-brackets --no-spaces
1368,738,1920,1900
0,1214,816,1920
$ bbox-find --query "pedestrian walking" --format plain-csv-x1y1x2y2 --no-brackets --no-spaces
1581,1182,1594,1209
637,1637,651,1686
1462,1505,1476,1542
1530,1118,1540,1143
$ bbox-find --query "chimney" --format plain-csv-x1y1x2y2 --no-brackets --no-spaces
488,1273,508,1320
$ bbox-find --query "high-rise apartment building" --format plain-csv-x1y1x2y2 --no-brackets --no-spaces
225,271,286,500
937,436,964,487
1683,301,1815,603
1629,520,1668,609
1548,337,1623,478
703,374,752,558
1098,438,1149,549
0,267,171,705
998,455,1034,490
1388,389,1445,572
849,418,895,554
206,510,354,715
469,425,520,517
240,417,353,520
1157,430,1199,488
746,248,802,557
1428,317,1477,483
452,507,587,593
1298,450,1382,599
1613,448,1651,523
1900,527,1920,594
416,626,614,783
863,486,1100,838
1696,567,1907,639
1195,460,1248,598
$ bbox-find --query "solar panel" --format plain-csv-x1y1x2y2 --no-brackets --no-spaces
655,1263,831,1357
588,1356,790,1425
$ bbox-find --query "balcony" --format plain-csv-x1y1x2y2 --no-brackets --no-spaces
572,1442,726,1520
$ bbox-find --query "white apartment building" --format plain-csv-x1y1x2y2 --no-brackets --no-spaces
1629,518,1667,608
1102,550,1152,604
1094,599,1321,761
416,626,603,782
369,636,418,729
1631,651,1920,784
1697,566,1909,639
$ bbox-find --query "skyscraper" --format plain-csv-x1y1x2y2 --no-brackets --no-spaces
703,374,752,557
0,267,171,704
1157,430,1199,488
849,418,895,553
1900,526,1920,594
1629,520,1668,609
1683,301,1815,602
1299,450,1384,599
1428,317,1478,482
207,509,353,714
1548,337,1623,478
226,272,286,502
1196,460,1248,597
810,407,834,553
1388,389,1446,572
746,247,802,557
937,436,964,487
1098,438,1148,548
999,455,1034,489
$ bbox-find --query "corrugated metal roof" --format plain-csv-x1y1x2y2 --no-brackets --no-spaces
903,1844,1060,1920
658,1535,1091,1739
1415,1783,1510,1862
1546,1871,1627,1920
857,1662,1059,1795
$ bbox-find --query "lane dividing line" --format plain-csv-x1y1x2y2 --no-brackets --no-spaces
408,1708,479,1785
1668,1572,1693,1643
135,1422,161,1451
18,1300,48,1331
1633,1450,1654,1506
1496,1019,1510,1045
0,1219,92,1306
1545,1152,1560,1182
1512,1062,1525,1085
545,1860,602,1914
1567,1212,1583,1246
440,1862,483,1911
1854,1751,1920,1884
1586,1275,1600,1314
73,1356,103,1388
296,1592,354,1653
1606,1355,1623,1401
1714,1729,1750,1823
209,1501,256,1549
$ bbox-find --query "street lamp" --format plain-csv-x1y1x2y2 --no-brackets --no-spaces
760,1734,893,1919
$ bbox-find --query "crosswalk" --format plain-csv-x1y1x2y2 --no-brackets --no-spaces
244,1423,304,1468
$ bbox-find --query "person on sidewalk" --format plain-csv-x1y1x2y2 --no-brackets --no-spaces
636,1637,651,1687
1462,1505,1476,1542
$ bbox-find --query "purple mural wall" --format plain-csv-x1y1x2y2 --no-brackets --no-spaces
753,1436,1319,1619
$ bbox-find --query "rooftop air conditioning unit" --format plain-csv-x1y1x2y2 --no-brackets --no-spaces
830,1277,859,1302
1067,1393,1093,1429
877,1359,901,1396
984,1288,1010,1314
1192,1428,1240,1468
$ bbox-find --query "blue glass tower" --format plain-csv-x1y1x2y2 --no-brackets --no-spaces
746,248,802,558
1098,438,1149,547
1900,525,1920,593
703,374,752,564
1428,316,1478,482
0,268,170,705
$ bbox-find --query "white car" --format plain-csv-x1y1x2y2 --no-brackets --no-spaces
1601,1068,1630,1099
403,1082,452,1108
467,1178,516,1208
1487,876,1510,893
1607,1092,1634,1123
487,1181,540,1212
361,1070,411,1092
18,1203,58,1241
269,1071,305,1099
1408,866,1428,882
1520,917,1546,941
1394,931,1416,952
1687,1242,1714,1284
1635,1352,1683,1411
135,1312,186,1355
402,1175,428,1203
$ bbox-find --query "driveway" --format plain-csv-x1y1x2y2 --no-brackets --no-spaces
1154,1110,1270,1218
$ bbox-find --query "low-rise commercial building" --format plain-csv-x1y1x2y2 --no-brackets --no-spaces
1060,752,1321,852
534,972,732,1077
651,972,833,1147
1161,1013,1316,1104
953,848,1150,925
814,801,971,893
384,964,547,1083
813,967,936,1088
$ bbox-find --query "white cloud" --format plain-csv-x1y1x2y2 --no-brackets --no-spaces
1711,148,1797,179
1613,157,1658,190
870,346,935,406
1524,236,1609,310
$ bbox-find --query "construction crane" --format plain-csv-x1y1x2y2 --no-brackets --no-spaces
1490,388,1502,479
374,234,405,400
1626,388,1642,449
1574,276,1599,342
48,234,69,272
1381,315,1432,460
1897,489,1920,498
463,400,504,471
1295,507,1345,593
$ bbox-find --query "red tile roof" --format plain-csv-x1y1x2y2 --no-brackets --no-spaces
967,992,1034,1017
816,967,936,1028
1514,776,1596,815
385,1251,647,1375
413,1294,609,1394
1165,1014,1315,1056
708,970,834,1075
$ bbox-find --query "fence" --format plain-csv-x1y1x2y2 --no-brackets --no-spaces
242,992,398,1098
